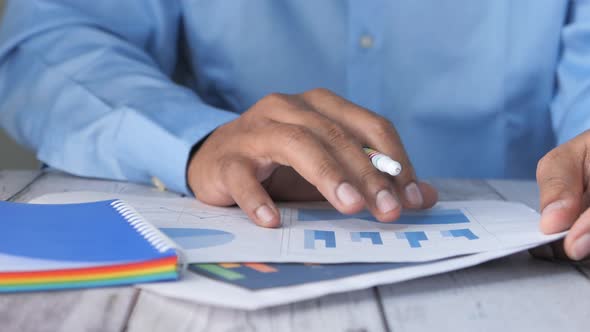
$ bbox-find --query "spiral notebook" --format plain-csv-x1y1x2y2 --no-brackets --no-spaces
0,199,184,292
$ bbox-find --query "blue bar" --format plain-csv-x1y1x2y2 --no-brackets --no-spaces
396,231,428,248
304,230,336,249
441,228,479,240
351,231,383,245
298,209,469,224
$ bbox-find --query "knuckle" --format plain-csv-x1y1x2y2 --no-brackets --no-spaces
264,92,289,104
282,125,313,148
537,172,568,191
358,165,385,187
315,158,337,180
536,150,560,180
370,116,396,140
325,124,350,146
255,92,292,112
304,87,332,98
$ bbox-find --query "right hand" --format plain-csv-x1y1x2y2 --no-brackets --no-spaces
187,88,438,227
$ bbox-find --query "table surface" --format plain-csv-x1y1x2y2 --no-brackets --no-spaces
1,170,589,332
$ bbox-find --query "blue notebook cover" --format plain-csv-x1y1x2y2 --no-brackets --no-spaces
0,199,178,268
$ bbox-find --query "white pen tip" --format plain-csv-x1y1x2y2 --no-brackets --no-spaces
386,162,402,176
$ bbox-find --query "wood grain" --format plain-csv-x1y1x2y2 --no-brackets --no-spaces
0,288,138,332
487,179,540,212
0,170,40,200
14,170,180,202
3,172,590,331
127,290,386,332
379,251,590,332
0,171,150,332
378,179,590,331
488,179,590,281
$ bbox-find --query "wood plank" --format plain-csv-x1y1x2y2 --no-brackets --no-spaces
3,171,385,331
428,179,502,201
487,179,540,212
0,171,160,332
488,180,590,278
127,289,386,332
379,252,590,332
14,170,181,202
0,170,41,200
121,178,386,330
0,288,138,332
378,179,590,331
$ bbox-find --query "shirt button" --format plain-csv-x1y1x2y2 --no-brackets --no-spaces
359,34,374,49
151,176,166,192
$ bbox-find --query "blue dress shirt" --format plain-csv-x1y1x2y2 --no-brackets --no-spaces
0,1,587,194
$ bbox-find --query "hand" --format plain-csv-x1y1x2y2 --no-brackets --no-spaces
187,88,438,227
534,129,590,260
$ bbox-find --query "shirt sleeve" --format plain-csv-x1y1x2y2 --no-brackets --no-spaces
0,1,238,194
552,1,590,144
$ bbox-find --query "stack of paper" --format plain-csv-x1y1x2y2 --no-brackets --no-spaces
30,192,564,309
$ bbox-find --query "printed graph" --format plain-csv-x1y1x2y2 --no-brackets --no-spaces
395,231,428,248
298,208,469,224
159,228,235,249
304,230,336,249
350,231,383,245
190,261,414,290
441,229,479,240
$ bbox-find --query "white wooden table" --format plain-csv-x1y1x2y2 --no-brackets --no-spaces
1,170,589,332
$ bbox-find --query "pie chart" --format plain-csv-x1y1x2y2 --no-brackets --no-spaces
159,228,235,250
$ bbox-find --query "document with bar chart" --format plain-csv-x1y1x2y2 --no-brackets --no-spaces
31,192,564,264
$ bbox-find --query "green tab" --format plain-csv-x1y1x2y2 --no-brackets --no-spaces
195,264,244,280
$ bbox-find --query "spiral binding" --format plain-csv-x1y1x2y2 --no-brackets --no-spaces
110,200,177,254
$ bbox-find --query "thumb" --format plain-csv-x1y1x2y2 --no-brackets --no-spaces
537,144,584,234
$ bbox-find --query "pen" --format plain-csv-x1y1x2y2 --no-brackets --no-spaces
363,147,402,176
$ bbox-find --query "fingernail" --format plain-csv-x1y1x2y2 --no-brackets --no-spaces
542,200,567,217
336,182,362,206
255,204,276,225
376,190,400,214
572,234,590,261
541,200,567,228
405,182,423,207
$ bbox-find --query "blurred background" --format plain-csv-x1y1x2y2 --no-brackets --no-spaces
0,0,40,169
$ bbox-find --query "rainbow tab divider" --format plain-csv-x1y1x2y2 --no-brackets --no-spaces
0,200,183,292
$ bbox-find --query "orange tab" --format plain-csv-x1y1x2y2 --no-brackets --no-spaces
244,263,277,273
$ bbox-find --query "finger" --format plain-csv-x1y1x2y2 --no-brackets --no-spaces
301,88,434,208
252,122,366,215
529,240,569,261
220,156,281,228
262,107,402,222
262,166,324,201
536,144,584,234
415,181,438,208
564,207,590,260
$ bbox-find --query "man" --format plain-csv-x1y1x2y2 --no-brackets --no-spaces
0,1,588,260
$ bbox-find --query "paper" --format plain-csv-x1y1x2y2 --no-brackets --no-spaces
31,192,564,263
138,245,538,310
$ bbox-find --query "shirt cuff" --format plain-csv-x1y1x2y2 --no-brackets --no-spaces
115,105,239,195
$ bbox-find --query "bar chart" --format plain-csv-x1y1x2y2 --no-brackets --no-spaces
304,230,336,249
159,228,235,249
298,208,470,224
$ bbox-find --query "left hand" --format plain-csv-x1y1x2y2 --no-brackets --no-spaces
532,129,590,261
